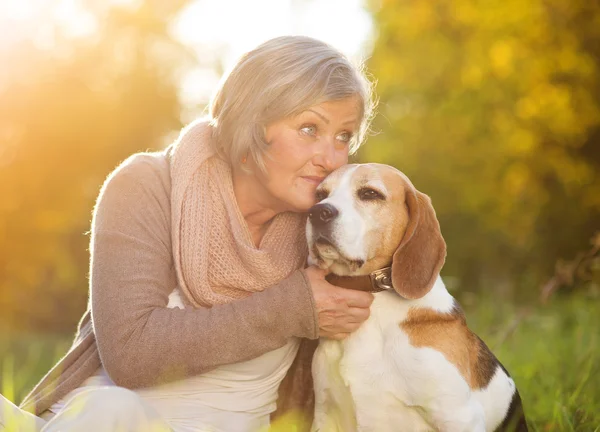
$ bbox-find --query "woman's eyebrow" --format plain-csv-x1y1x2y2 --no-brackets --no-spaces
307,109,330,124
306,109,358,127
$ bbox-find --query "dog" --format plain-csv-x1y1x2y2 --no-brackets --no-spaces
307,163,527,432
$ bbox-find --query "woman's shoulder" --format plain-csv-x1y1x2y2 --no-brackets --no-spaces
108,148,171,189
98,147,173,202
94,148,173,225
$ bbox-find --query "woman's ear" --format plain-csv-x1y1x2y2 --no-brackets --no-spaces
391,188,446,299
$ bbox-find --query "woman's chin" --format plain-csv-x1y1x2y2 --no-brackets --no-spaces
283,195,317,213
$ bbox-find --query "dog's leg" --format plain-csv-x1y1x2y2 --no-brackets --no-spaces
311,343,333,432
390,335,487,432
429,399,486,432
311,341,355,432
404,370,486,431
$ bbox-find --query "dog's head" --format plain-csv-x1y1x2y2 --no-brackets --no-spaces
307,163,446,299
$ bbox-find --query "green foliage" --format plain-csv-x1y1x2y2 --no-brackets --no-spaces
0,0,191,332
363,0,600,290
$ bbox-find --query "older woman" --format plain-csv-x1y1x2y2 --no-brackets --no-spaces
4,35,376,432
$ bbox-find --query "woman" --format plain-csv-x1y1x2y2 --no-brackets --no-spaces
1,35,376,431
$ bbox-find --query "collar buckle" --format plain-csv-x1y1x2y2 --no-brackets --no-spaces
369,267,393,291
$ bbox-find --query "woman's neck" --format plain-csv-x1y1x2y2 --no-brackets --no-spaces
232,168,280,246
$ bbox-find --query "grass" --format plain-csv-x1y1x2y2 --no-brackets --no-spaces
1,292,598,431
0,334,72,406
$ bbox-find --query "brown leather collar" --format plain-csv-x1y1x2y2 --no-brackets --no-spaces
326,267,394,293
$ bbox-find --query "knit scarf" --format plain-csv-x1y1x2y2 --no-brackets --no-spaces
169,119,308,307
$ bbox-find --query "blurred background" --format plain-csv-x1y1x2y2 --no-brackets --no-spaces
0,0,598,430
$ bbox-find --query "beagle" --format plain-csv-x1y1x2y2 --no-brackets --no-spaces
307,163,527,432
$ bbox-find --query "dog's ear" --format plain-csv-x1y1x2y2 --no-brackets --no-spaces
391,186,446,299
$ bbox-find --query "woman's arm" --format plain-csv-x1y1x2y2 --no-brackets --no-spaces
91,153,318,389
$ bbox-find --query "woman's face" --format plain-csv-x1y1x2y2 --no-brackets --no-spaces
258,97,361,213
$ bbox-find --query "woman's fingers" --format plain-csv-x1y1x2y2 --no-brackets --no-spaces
305,265,376,338
347,305,371,323
341,288,375,308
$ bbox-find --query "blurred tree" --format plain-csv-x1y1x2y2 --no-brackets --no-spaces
363,0,600,295
0,0,193,333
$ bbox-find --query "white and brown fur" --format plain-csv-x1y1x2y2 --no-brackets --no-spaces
307,163,527,432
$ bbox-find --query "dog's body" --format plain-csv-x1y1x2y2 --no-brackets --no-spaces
307,164,526,432
311,281,524,432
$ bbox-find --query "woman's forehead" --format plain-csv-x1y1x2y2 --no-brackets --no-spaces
296,97,362,123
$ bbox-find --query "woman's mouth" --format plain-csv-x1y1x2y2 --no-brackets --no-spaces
302,176,325,186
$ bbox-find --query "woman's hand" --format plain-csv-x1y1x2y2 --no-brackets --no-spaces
305,266,374,340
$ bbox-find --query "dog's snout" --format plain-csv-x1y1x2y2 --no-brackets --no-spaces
309,203,339,227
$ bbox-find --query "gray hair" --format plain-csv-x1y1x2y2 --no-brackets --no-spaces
209,35,376,172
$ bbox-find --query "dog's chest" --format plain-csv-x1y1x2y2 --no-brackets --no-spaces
314,292,436,431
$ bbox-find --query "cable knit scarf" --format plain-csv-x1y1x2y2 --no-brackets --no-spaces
169,119,308,307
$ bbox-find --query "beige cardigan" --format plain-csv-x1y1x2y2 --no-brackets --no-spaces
19,147,319,427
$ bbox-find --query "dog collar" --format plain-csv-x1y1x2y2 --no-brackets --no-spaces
325,267,394,293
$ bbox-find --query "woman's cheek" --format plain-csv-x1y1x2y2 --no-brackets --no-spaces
336,151,350,168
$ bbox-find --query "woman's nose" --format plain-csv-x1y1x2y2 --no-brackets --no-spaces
313,137,337,171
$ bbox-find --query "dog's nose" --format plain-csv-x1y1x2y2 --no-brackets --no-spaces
308,203,339,227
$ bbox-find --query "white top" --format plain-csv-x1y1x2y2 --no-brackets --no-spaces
50,338,299,432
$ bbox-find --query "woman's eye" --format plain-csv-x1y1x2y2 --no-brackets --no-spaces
336,131,353,143
358,188,385,201
300,125,317,136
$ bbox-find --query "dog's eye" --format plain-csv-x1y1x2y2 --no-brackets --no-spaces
315,189,329,202
358,187,385,201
